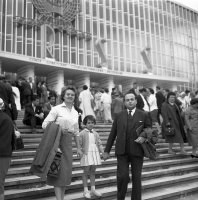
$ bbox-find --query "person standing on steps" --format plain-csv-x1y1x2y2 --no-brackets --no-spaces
42,86,80,200
0,98,15,200
161,92,187,155
77,115,104,199
184,98,198,158
103,92,151,200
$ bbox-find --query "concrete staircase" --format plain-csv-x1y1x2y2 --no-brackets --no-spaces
4,112,198,200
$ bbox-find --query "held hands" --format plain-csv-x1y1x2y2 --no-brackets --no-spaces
102,152,109,161
134,136,146,144
77,148,83,159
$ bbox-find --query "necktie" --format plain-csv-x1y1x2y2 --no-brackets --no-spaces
128,110,132,118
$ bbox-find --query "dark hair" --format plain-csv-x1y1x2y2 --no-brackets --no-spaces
104,88,109,93
83,115,96,125
190,98,198,105
167,92,176,101
48,95,56,100
139,88,147,93
83,85,88,90
32,95,39,101
61,85,76,101
149,88,154,94
156,86,161,90
185,89,190,94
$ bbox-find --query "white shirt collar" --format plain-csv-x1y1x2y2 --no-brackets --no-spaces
127,108,136,116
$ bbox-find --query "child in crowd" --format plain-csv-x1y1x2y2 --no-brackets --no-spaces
77,115,104,199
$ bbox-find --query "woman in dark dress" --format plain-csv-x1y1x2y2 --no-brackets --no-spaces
161,92,187,154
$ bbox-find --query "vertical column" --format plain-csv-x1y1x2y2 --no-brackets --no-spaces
47,70,64,95
74,73,90,89
17,65,35,81
121,79,134,94
99,76,115,93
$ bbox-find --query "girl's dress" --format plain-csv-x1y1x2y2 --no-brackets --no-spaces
80,130,102,166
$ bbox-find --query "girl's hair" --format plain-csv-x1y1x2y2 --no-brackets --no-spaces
83,115,96,125
60,85,76,101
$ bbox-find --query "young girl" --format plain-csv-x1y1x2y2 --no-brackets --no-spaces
77,115,104,199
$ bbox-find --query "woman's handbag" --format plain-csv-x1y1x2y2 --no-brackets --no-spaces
47,151,62,178
165,124,175,137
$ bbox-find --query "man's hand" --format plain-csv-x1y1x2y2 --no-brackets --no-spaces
134,136,146,144
39,113,44,119
102,152,109,161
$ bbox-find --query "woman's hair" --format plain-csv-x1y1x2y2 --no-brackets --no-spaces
167,91,176,101
60,85,76,101
148,88,154,94
83,85,88,90
83,115,96,125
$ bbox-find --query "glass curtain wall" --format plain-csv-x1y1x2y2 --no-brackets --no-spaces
0,0,198,90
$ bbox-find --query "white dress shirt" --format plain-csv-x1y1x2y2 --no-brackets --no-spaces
42,102,79,135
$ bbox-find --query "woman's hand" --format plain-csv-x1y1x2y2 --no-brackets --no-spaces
77,149,83,158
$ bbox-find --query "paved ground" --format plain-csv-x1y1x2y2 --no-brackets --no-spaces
124,194,198,200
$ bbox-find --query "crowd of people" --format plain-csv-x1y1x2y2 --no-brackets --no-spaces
1,74,198,200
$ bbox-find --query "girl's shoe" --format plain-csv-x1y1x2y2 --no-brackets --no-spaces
83,191,91,199
91,190,102,197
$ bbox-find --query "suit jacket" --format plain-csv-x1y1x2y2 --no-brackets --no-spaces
155,91,165,110
136,95,145,111
43,102,52,118
0,82,18,120
21,81,32,96
105,109,151,156
0,110,15,157
23,103,43,122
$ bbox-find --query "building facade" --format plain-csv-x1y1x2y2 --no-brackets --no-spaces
0,0,198,94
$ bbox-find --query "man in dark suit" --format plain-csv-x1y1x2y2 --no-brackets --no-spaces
19,78,32,108
0,75,18,120
155,86,165,124
103,92,151,200
43,95,56,119
136,88,150,112
23,95,44,133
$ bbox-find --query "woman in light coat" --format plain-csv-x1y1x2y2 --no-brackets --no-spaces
185,98,198,158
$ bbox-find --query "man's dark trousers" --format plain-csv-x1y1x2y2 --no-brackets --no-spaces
117,113,144,200
117,154,143,200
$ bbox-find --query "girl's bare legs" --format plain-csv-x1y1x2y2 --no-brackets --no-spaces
54,186,66,200
82,166,91,198
180,143,187,154
90,166,102,197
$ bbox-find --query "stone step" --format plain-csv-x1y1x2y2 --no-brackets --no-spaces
4,172,198,200
6,158,198,187
11,148,191,170
8,155,196,176
12,144,191,159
